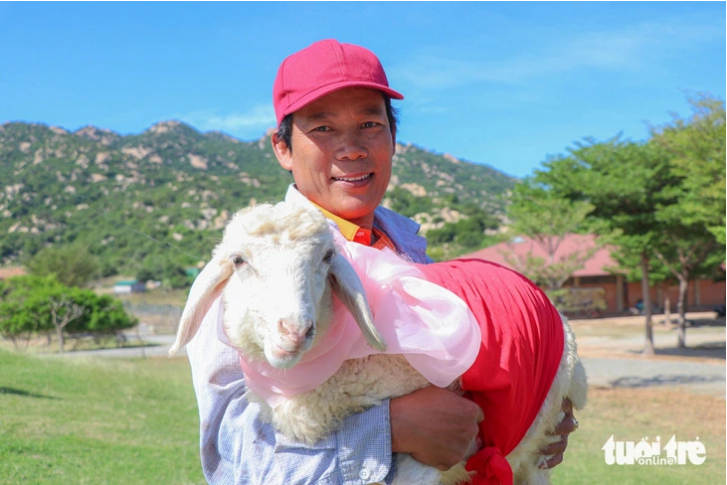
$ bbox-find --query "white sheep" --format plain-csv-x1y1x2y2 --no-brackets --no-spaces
170,202,588,485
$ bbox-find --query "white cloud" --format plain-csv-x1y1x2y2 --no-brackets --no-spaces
390,14,723,91
181,104,276,136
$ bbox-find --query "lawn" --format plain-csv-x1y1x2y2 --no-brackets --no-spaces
2,350,724,484
0,351,204,485
551,387,726,484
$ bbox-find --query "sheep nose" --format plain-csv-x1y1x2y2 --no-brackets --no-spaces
277,318,314,347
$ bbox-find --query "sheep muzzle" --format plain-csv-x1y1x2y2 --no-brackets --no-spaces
276,318,315,350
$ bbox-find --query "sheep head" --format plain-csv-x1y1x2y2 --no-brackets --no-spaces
169,202,386,369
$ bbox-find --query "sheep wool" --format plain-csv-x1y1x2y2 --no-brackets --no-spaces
228,231,483,407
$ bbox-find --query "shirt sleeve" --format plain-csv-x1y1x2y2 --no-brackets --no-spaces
186,298,396,485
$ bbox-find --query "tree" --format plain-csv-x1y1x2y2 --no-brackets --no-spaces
505,181,596,293
0,275,58,349
427,212,499,248
48,296,87,353
649,94,726,347
527,138,678,356
385,186,434,218
25,244,100,288
0,275,137,352
651,235,720,346
609,247,676,320
651,93,726,245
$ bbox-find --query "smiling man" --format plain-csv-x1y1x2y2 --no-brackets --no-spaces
274,87,393,229
185,39,576,485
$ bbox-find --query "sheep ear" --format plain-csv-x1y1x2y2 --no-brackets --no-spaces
169,257,234,356
328,253,387,352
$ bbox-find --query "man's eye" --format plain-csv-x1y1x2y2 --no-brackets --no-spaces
313,126,331,132
361,121,380,129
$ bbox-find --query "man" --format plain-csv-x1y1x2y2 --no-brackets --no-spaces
186,39,576,484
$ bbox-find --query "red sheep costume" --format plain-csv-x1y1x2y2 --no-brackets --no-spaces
419,259,565,485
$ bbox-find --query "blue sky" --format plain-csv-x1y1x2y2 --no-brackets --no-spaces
1,2,724,178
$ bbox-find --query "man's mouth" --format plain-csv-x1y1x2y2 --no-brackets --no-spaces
332,173,373,183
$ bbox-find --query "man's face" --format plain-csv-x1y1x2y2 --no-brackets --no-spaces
272,87,395,228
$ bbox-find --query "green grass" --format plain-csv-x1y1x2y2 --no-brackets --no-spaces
551,387,725,484
0,351,205,485
2,350,724,484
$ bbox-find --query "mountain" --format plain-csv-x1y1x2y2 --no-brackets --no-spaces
0,121,516,276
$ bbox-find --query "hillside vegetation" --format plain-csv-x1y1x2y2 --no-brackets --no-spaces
1,121,515,276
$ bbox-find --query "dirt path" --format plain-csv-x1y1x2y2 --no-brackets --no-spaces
571,312,726,399
46,334,185,359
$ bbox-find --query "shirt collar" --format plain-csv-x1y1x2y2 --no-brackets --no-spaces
311,204,373,246
283,184,373,245
283,184,417,255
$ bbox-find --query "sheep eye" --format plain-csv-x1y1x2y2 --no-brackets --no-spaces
322,249,335,264
230,254,246,267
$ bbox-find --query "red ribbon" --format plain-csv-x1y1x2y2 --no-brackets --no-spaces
465,446,514,485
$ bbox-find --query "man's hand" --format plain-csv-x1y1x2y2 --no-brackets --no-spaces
540,398,578,469
390,386,483,471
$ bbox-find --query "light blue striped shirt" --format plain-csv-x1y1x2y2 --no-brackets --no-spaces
186,186,431,484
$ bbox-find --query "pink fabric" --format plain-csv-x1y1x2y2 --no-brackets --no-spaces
224,230,482,408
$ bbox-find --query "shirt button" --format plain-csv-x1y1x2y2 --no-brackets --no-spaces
359,468,371,480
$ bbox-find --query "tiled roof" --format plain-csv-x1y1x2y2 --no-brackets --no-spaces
459,234,621,277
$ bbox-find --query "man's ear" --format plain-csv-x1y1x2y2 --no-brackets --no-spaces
390,126,397,156
272,132,293,171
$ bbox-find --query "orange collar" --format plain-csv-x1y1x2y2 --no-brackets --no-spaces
312,203,396,251
313,205,373,245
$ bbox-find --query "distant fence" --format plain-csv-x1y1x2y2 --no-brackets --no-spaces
122,303,183,335
549,287,608,318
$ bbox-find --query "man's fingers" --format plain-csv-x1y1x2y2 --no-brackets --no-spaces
540,398,576,469
547,397,577,436
551,415,578,435
540,433,568,456
540,420,568,469
541,452,564,469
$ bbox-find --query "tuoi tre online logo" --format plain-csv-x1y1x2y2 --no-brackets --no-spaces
602,435,706,465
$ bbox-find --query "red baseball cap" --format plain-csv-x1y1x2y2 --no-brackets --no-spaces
273,39,404,125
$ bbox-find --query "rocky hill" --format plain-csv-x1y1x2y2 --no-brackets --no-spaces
0,120,516,275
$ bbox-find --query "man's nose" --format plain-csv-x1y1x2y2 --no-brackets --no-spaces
336,132,368,161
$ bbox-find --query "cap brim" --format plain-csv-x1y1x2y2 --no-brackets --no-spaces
280,81,404,123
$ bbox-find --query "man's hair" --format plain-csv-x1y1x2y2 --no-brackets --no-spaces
275,95,399,152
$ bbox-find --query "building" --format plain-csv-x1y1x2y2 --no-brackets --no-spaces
113,280,147,294
461,234,726,314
